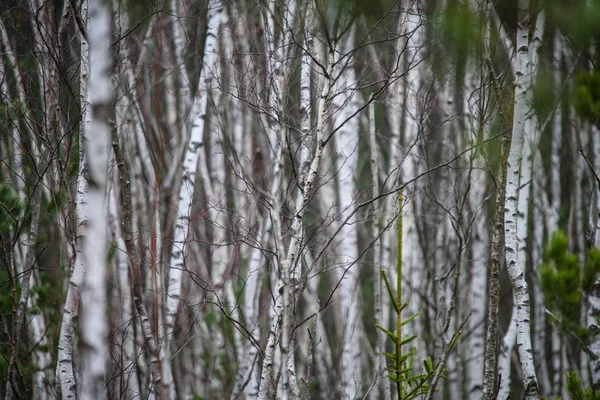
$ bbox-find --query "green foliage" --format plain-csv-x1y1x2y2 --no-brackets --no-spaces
533,66,558,123
0,183,23,235
436,1,482,60
583,248,600,291
319,0,395,23
316,0,395,40
552,371,600,400
107,242,117,264
539,231,600,341
0,269,19,314
566,371,597,400
44,190,69,219
545,0,600,53
377,270,443,400
0,100,27,128
70,141,81,179
573,71,600,127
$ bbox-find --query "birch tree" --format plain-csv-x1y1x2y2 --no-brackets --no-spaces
257,9,335,397
165,4,224,398
502,1,543,397
3,0,600,397
330,24,364,399
79,0,112,396
56,2,90,397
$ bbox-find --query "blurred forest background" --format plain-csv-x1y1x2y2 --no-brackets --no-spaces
2,0,600,399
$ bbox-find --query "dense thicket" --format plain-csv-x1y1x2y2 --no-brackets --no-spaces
1,0,600,399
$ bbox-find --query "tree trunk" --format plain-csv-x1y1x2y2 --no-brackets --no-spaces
502,3,543,398
79,0,112,396
56,4,90,395
165,5,224,398
331,26,363,399
498,306,518,400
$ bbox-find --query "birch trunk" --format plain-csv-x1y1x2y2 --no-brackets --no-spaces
165,5,224,398
56,4,90,395
400,1,426,360
380,2,413,338
481,9,511,388
502,2,542,397
330,26,364,399
467,159,489,398
304,252,334,398
481,130,509,399
257,48,335,399
231,125,281,398
532,152,551,394
497,306,518,400
230,1,295,394
199,16,238,392
590,122,600,391
573,119,591,388
79,0,112,396
589,261,600,389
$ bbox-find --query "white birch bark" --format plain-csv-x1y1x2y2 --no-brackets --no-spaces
252,2,305,397
330,26,363,399
79,0,111,396
198,14,239,393
257,47,335,400
380,7,408,336
230,102,280,399
549,330,562,395
165,5,224,398
497,306,518,400
542,33,564,396
547,38,562,235
590,121,600,391
111,5,154,397
457,35,487,395
170,0,191,119
281,4,310,396
56,4,90,395
30,5,71,395
232,206,276,398
532,151,551,394
590,274,600,389
467,170,489,399
304,251,334,398
230,1,295,393
400,0,426,358
166,3,224,329
502,2,542,398
28,271,50,400
466,122,489,398
572,118,591,388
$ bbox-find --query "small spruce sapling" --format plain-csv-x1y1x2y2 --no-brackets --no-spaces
376,190,457,400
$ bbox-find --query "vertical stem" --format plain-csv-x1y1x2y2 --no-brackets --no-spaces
397,190,403,400
79,0,112,395
482,128,510,400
